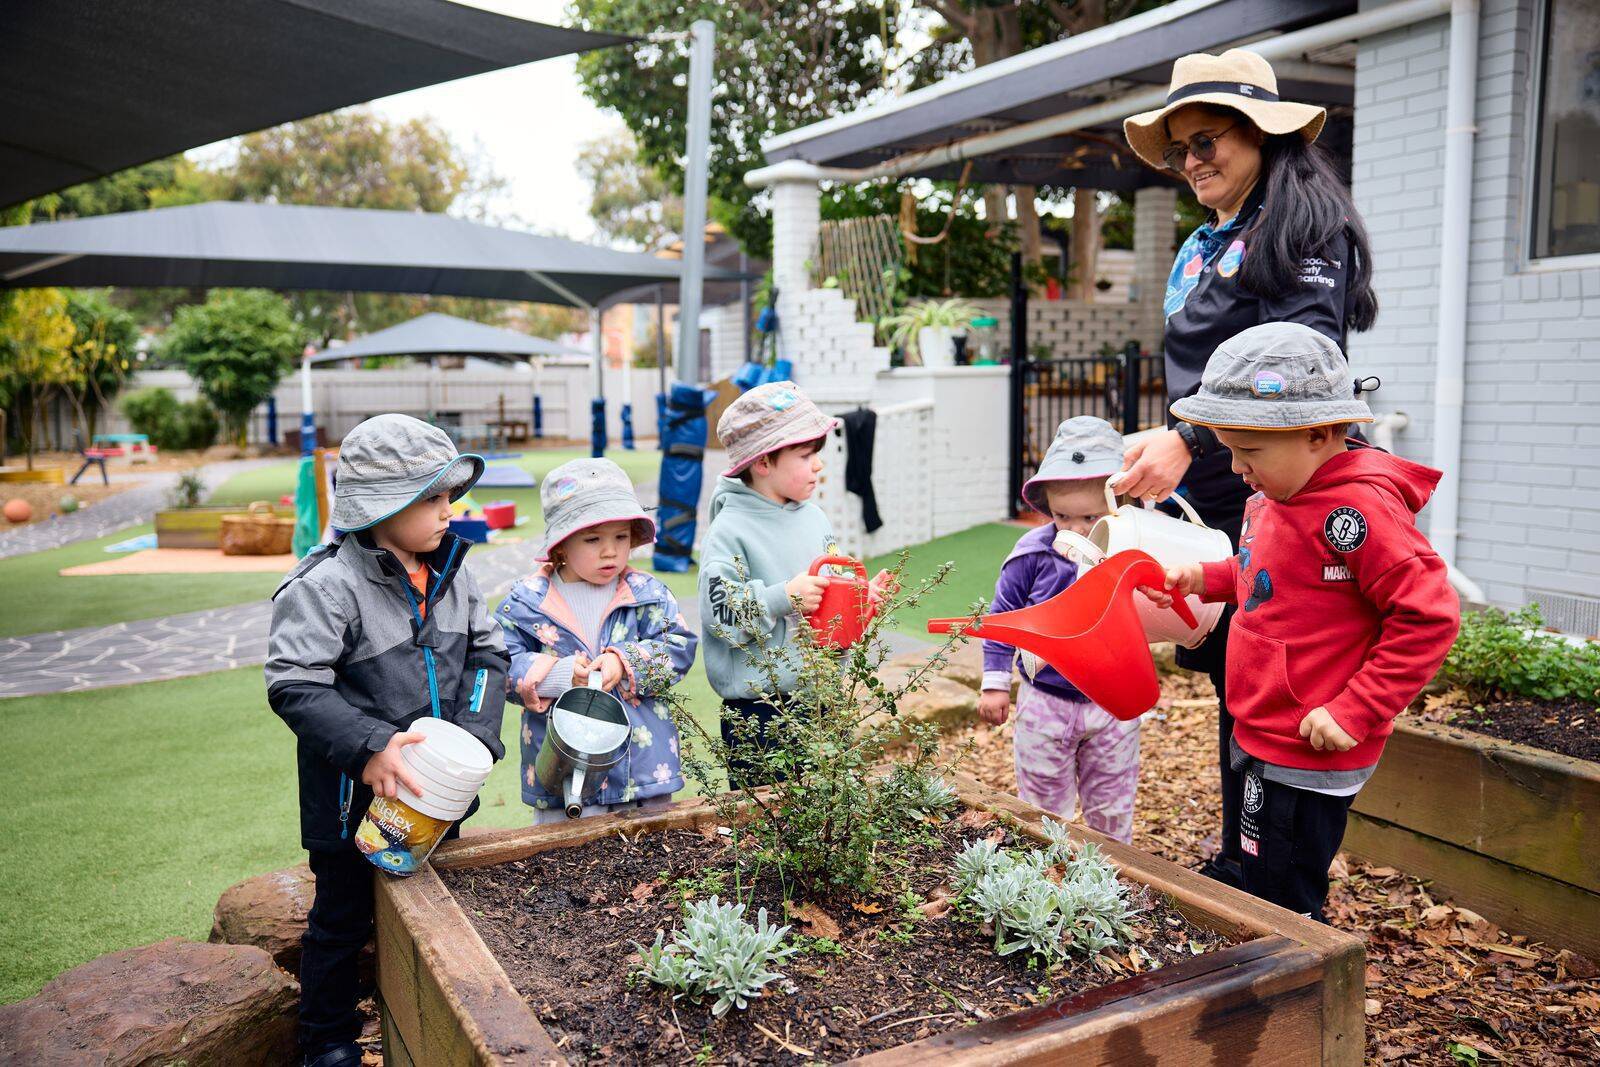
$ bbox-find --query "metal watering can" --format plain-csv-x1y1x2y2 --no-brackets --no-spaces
533,674,631,818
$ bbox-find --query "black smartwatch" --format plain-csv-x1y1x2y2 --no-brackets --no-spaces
1175,421,1207,460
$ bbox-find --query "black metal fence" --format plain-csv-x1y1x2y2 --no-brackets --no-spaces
1007,253,1169,515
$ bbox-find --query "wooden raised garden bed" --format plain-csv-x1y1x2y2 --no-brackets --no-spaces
155,504,291,549
1347,717,1600,958
375,774,1364,1065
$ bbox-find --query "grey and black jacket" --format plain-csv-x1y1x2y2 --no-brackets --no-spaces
266,531,509,851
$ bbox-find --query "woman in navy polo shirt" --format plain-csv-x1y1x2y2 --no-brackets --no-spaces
1117,48,1378,888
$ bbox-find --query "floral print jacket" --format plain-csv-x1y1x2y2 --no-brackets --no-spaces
499,563,698,810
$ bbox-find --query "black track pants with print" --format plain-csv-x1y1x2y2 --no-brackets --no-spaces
1236,762,1354,923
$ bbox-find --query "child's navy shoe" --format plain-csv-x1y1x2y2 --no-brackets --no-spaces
303,1043,362,1067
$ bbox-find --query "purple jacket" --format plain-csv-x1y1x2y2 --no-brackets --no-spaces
982,523,1087,701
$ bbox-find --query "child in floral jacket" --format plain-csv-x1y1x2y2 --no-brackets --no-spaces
498,459,698,821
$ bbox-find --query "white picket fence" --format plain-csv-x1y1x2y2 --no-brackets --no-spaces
92,361,667,446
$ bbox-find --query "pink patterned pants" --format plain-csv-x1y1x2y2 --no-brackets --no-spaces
1012,682,1141,843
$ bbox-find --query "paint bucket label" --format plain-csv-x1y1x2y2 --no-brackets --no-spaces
355,794,455,876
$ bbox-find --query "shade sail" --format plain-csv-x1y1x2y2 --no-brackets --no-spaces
309,312,586,363
0,201,748,308
0,0,629,208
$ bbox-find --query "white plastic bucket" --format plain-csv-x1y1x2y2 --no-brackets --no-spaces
355,718,492,876
1053,478,1232,648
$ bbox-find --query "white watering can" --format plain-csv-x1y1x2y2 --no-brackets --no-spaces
1053,476,1231,649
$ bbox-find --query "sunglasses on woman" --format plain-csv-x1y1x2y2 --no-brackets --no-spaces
1162,123,1237,172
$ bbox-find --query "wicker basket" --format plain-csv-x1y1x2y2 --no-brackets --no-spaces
220,501,294,556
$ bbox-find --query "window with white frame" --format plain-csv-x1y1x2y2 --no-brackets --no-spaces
1530,0,1600,261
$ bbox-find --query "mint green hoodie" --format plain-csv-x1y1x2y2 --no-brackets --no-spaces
698,476,837,699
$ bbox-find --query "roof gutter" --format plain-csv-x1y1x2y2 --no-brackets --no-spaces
747,0,1451,189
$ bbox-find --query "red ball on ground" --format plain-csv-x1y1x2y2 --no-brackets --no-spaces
4,498,33,524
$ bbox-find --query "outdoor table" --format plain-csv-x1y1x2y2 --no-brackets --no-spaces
447,423,506,453
92,432,153,464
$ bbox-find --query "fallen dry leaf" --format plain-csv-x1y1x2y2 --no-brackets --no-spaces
785,901,842,940
1365,998,1382,1017
629,878,664,903
956,808,997,830
850,900,884,915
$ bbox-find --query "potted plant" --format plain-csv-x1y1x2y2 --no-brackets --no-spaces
881,298,981,368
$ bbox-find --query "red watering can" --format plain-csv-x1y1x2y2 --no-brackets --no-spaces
926,549,1196,721
806,555,876,648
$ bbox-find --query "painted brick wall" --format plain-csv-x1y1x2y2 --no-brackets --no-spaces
1351,0,1600,618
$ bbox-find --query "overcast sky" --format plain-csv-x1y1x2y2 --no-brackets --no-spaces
199,0,621,243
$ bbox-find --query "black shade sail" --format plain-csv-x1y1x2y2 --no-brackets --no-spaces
0,201,749,308
309,312,587,363
0,0,629,209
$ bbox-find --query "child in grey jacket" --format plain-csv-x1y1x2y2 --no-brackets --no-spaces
698,381,890,784
266,414,508,1067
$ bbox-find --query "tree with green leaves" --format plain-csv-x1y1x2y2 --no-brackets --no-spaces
576,128,683,251
0,288,77,468
63,291,139,442
162,289,302,447
571,0,1163,277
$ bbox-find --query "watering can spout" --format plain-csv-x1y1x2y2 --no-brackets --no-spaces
926,549,1195,721
564,766,586,819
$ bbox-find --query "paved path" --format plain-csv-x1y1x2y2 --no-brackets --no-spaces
0,458,281,559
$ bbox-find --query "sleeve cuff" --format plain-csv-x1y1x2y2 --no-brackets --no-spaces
1200,560,1238,603
1324,692,1387,744
536,656,577,698
761,581,797,624
981,670,1014,693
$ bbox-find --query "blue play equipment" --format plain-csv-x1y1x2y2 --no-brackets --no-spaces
533,393,543,439
590,396,606,458
621,402,635,450
653,382,715,573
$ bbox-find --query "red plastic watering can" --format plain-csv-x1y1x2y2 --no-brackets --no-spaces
806,555,876,648
926,549,1197,721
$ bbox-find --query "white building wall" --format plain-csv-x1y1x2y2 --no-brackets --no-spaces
1351,0,1600,623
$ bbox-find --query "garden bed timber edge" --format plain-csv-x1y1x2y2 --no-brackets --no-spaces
1347,716,1600,959
375,773,1364,1066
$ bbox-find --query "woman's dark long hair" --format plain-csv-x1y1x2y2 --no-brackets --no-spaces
1192,105,1379,333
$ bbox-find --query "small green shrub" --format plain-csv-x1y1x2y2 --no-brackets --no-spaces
1441,605,1600,704
636,896,797,1017
950,819,1138,966
168,471,206,510
670,552,973,897
120,388,218,451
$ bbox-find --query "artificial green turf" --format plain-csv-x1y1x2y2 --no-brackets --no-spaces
205,445,666,510
0,660,723,1005
868,522,1022,637
0,523,281,639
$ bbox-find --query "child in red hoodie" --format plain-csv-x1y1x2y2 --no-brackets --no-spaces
1151,322,1459,920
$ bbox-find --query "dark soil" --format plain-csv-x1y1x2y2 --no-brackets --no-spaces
1441,697,1600,764
441,813,1233,1065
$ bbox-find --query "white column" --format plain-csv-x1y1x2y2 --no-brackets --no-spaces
1131,186,1178,355
767,161,822,332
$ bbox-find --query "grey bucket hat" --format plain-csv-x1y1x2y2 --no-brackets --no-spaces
1170,322,1373,430
1020,416,1126,514
538,458,656,562
718,381,839,477
330,414,483,533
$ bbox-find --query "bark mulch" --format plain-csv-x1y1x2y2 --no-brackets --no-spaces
935,670,1600,1064
441,813,1230,1065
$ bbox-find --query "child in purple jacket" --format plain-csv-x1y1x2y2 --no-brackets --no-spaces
979,417,1140,842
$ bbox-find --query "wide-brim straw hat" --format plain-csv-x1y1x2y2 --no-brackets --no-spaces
1123,49,1326,171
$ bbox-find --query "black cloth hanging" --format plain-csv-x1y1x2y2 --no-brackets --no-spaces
840,407,883,533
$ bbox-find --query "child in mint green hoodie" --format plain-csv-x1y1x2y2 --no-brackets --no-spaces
699,381,890,784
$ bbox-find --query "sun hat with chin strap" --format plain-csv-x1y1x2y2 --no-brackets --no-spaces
1123,48,1326,171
